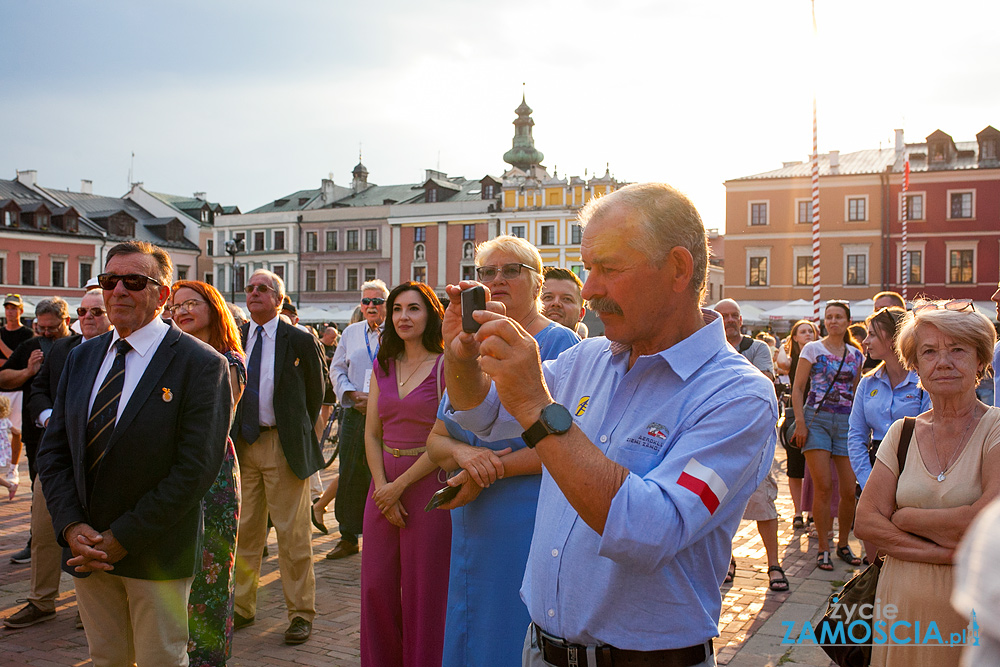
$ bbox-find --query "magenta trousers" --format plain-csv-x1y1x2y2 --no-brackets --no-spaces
360,452,452,667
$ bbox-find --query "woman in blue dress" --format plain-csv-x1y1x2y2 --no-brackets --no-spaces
427,236,580,667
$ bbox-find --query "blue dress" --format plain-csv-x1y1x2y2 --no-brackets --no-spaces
441,322,579,667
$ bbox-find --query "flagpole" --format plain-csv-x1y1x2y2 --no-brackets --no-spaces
810,0,821,321
901,159,910,301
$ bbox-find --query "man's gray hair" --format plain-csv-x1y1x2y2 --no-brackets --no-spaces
578,183,709,297
360,279,389,297
35,297,70,320
250,269,286,300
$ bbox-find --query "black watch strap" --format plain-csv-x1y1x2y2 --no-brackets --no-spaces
522,403,573,449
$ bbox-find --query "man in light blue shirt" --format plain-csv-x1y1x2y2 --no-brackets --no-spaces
443,183,778,666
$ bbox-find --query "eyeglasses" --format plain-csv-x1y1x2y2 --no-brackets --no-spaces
166,299,206,315
35,324,63,334
475,263,536,282
97,273,163,291
361,297,385,306
912,299,974,314
244,284,275,295
76,307,106,318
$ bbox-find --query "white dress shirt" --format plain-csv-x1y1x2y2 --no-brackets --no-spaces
245,314,279,427
88,317,170,421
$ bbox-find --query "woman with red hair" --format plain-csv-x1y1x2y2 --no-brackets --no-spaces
170,280,245,667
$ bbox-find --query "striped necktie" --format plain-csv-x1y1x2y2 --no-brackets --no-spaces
85,339,131,490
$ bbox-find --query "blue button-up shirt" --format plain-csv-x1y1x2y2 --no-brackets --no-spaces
847,366,929,488
330,320,382,408
446,310,778,650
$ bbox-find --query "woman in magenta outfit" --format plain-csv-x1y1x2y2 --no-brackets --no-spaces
361,281,450,667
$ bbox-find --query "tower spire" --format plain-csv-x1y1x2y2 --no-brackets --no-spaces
503,87,544,171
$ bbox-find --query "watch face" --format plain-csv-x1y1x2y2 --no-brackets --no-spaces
542,403,573,434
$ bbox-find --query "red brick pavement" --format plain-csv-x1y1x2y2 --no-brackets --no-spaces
1,446,837,666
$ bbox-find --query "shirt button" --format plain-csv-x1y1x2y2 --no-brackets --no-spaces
600,435,608,443
548,609,555,617
551,548,559,557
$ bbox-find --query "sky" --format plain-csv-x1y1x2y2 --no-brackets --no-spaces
3,0,999,232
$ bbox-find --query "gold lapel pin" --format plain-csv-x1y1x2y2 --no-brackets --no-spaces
162,387,173,402
294,358,300,367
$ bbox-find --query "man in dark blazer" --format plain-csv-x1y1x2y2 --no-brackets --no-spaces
3,289,110,630
36,241,231,666
231,268,325,645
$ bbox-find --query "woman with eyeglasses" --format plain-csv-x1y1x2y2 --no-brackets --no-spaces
856,301,1000,667
791,300,864,571
360,281,450,667
169,280,245,667
426,235,580,667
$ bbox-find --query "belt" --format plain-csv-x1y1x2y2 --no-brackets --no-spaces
534,624,712,667
259,424,277,433
382,444,427,457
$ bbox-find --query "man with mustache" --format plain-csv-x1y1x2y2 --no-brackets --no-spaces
442,183,778,666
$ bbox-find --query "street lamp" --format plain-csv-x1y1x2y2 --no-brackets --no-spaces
225,237,245,303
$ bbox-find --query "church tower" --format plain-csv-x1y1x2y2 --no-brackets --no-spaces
502,93,545,171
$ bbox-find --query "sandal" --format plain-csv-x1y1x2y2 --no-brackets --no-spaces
724,555,736,583
817,551,834,571
792,515,805,530
836,545,862,566
768,566,789,592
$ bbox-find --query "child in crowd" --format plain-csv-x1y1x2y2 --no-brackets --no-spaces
0,395,20,500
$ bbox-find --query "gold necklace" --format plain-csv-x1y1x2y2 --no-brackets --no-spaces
398,353,432,386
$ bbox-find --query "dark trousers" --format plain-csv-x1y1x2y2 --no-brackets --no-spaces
335,407,370,543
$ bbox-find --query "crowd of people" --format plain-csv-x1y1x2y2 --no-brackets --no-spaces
0,180,997,667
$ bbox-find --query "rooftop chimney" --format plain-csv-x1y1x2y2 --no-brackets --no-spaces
80,179,93,194
321,178,336,203
193,192,207,201
16,170,37,187
828,150,840,173
895,129,904,155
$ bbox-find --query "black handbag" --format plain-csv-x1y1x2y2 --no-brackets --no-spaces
817,416,915,667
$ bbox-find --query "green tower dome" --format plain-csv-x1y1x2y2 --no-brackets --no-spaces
503,94,544,171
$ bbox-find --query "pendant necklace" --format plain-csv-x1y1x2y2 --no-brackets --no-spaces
398,354,432,387
930,410,976,482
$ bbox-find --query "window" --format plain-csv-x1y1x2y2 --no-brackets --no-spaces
207,239,214,256
201,210,209,223
51,260,65,287
177,266,188,281
461,266,475,281
983,140,998,160
21,259,35,286
949,249,974,283
571,224,582,244
950,191,974,219
273,265,285,281
483,184,496,199
426,189,437,203
413,265,427,283
414,227,426,243
797,200,811,224
234,265,246,293
795,256,811,286
847,197,866,222
306,232,318,252
325,231,336,252
205,273,213,286
305,270,316,292
253,231,264,251
540,225,556,245
326,269,337,292
463,224,475,241
79,262,92,286
511,225,526,239
365,229,378,251
234,232,245,244
904,194,924,221
274,230,286,250
3,210,15,227
846,254,866,285
365,268,376,282
347,230,359,251
749,202,768,226
347,268,358,291
903,250,922,284
748,257,767,286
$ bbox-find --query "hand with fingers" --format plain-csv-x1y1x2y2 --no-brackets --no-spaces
437,469,484,510
452,444,512,488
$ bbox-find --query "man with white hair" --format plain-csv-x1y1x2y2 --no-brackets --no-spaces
327,279,389,560
231,269,326,645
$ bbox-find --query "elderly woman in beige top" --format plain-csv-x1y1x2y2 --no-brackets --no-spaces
856,300,1000,667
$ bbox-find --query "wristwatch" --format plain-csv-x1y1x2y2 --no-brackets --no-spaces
522,403,573,448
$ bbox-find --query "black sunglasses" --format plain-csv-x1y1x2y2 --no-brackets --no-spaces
361,297,385,306
76,307,106,318
97,273,164,291
244,284,275,295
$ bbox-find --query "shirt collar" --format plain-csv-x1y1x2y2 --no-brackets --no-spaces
608,309,727,381
251,314,279,339
110,315,168,358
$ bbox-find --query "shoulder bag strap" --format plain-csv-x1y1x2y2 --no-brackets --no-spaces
897,416,915,475
811,348,848,415
435,354,444,405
